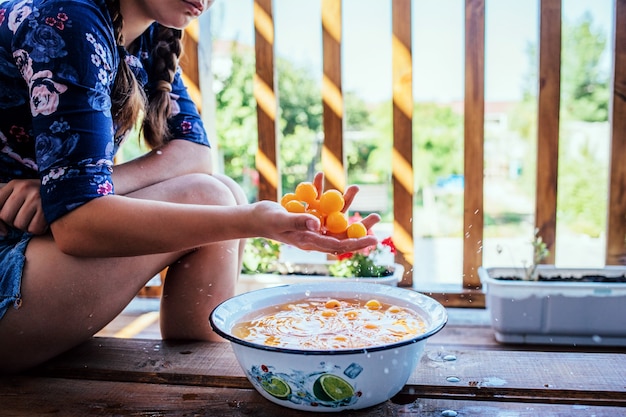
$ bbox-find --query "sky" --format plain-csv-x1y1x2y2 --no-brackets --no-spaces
207,0,615,104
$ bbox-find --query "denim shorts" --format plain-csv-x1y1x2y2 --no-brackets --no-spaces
0,228,31,321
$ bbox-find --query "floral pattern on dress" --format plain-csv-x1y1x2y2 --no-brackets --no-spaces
84,31,113,116
0,0,209,223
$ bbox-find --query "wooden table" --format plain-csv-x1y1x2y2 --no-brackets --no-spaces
2,321,625,416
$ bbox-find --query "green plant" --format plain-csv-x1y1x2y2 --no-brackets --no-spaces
524,229,550,281
328,237,396,278
242,238,281,274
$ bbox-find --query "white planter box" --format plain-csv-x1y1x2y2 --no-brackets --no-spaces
478,265,626,346
238,263,403,294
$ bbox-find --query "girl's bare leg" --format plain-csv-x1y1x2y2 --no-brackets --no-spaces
0,174,244,372
159,239,239,341
160,173,248,341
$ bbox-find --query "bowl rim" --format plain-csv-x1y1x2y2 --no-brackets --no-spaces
209,282,448,355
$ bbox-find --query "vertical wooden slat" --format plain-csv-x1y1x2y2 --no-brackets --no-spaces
535,0,561,263
254,0,280,202
606,0,626,265
391,0,414,287
321,0,345,192
180,21,202,112
463,0,485,289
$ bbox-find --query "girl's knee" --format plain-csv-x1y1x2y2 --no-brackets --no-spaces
212,173,248,205
169,174,237,207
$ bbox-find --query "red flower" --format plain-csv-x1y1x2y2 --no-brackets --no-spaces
381,237,396,254
337,252,354,261
0,9,6,26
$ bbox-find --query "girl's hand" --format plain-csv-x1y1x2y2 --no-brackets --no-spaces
0,180,48,235
251,201,381,255
307,171,373,238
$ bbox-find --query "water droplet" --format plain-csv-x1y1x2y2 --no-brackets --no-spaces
383,368,389,374
446,376,460,383
592,335,602,343
443,354,457,361
442,410,458,417
482,376,507,386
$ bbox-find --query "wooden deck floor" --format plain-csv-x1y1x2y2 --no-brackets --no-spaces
12,292,624,416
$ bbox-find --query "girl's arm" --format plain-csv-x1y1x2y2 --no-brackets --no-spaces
112,140,212,196
50,196,380,258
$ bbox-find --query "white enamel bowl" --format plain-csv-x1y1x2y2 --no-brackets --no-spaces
209,282,447,412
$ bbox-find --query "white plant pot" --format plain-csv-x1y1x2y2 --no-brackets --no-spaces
478,265,626,346
238,263,403,294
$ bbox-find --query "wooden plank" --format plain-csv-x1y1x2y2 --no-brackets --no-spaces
0,377,385,417
535,0,561,263
392,0,414,287
410,348,626,406
426,289,485,309
606,0,626,265
463,0,485,289
32,338,626,406
180,22,202,112
254,0,280,201
3,376,624,417
321,0,345,192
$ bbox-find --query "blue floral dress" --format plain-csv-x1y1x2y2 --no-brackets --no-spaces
0,0,210,224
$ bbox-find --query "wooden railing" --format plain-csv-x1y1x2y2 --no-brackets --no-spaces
180,0,626,307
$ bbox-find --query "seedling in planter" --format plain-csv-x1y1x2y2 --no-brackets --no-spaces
524,229,550,281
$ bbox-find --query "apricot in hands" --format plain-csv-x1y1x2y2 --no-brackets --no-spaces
281,182,356,235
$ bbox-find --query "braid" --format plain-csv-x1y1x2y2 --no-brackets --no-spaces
106,0,146,140
142,25,183,148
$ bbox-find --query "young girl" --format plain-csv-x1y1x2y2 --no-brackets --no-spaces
0,0,379,373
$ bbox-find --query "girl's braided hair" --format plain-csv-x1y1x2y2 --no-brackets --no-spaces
106,0,183,148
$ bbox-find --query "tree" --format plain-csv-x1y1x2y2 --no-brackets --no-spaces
560,12,610,122
519,12,609,122
214,45,374,197
214,46,258,200
512,12,610,238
